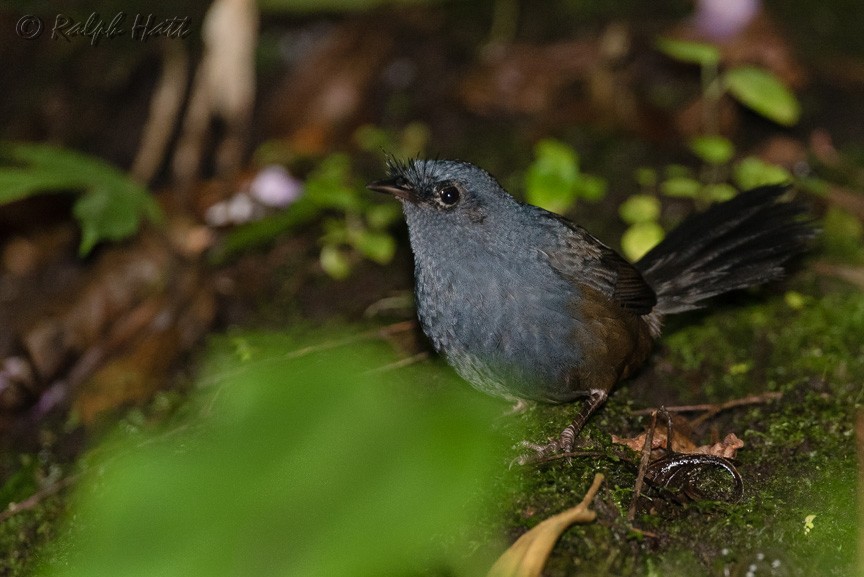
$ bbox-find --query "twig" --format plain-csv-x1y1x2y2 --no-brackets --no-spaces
813,261,864,291
632,391,783,429
628,410,657,522
198,320,417,390
0,475,79,524
365,352,430,374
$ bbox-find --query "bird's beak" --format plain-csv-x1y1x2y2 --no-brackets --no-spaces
366,177,416,202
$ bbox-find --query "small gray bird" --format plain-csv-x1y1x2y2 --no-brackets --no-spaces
368,158,813,461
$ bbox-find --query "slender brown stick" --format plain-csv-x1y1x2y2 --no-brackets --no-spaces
0,475,79,524
366,352,430,374
628,410,658,522
632,392,783,427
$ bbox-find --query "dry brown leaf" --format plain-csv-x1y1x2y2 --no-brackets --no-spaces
612,429,744,459
693,433,745,459
487,473,604,577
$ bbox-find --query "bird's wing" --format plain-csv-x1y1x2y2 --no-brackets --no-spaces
541,213,657,315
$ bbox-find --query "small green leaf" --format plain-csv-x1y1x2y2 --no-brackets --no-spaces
733,157,792,190
821,206,863,260
319,244,352,279
618,194,661,224
702,183,738,202
656,37,720,67
664,164,694,179
573,173,607,202
690,135,735,165
365,202,403,230
303,154,362,212
0,142,161,255
525,139,580,214
73,183,159,255
634,167,657,188
784,290,807,310
724,66,801,126
353,124,391,152
661,176,702,198
621,221,665,261
353,229,396,264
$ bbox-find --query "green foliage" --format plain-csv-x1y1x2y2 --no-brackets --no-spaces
222,123,422,276
0,142,161,255
354,122,430,160
524,139,606,215
733,157,793,190
659,174,702,198
724,67,801,127
821,206,864,261
689,135,734,166
39,330,507,577
618,194,660,224
622,38,807,259
620,221,664,261
656,38,801,127
308,154,402,279
655,37,720,67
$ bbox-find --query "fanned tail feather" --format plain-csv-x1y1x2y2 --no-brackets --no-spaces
635,185,816,316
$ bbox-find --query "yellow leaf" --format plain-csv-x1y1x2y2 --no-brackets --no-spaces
487,474,604,577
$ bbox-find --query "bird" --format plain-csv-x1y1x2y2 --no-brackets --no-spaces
367,158,814,462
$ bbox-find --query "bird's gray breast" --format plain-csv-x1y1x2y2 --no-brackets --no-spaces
412,243,585,403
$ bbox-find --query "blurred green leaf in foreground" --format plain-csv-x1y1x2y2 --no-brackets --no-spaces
38,330,507,577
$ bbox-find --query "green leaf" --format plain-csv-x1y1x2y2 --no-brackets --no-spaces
353,229,396,264
702,183,738,202
525,139,580,214
664,164,694,179
303,154,363,212
634,167,657,188
38,330,505,577
365,202,403,230
656,37,720,67
733,157,792,190
821,206,864,260
618,194,661,224
724,67,801,126
690,135,735,165
661,176,702,198
319,244,352,279
621,221,665,261
0,142,161,255
573,173,607,202
353,124,392,152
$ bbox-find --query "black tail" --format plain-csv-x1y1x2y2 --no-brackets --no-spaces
635,185,816,316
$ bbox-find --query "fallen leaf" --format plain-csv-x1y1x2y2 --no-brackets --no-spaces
693,433,745,459
487,473,604,577
612,428,744,459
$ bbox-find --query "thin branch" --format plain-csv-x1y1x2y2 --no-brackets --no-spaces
0,475,79,524
632,391,783,429
628,410,657,522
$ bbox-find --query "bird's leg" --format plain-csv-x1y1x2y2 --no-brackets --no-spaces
515,389,608,465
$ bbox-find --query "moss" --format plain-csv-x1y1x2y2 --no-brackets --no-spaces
500,284,863,576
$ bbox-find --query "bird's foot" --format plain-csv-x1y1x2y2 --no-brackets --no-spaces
511,425,577,467
510,389,609,466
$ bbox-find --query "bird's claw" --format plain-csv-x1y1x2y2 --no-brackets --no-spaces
510,436,573,467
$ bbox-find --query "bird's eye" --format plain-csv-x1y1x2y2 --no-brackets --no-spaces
437,185,461,206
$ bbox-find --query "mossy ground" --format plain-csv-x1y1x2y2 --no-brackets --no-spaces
491,278,863,576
